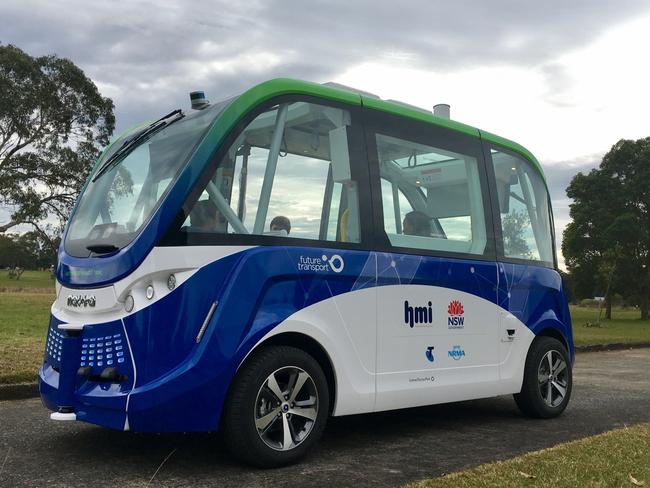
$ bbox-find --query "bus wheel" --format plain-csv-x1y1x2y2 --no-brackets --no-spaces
223,345,330,467
514,336,572,418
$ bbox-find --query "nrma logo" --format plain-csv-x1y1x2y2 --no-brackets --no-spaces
448,345,466,360
447,300,465,329
404,300,433,328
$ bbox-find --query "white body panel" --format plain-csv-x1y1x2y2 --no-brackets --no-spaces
53,246,252,324
255,286,535,417
375,285,500,411
256,288,377,416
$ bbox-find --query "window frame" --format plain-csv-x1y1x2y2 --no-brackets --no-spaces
482,141,558,269
363,108,497,262
159,94,376,251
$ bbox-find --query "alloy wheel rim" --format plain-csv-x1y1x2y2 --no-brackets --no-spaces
254,366,319,451
537,350,569,408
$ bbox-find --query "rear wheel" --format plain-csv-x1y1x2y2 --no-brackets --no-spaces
222,345,329,467
514,336,572,418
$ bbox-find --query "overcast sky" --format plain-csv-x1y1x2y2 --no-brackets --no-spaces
3,0,650,268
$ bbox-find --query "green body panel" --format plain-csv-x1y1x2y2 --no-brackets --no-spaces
479,129,546,180
223,78,546,182
192,78,363,177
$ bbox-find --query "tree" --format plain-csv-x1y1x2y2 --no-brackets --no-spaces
502,209,533,259
0,232,55,269
0,44,115,253
563,138,650,320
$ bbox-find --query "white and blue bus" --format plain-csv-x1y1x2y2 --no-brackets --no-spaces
40,79,573,467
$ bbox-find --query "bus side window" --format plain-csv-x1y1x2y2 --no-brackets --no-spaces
186,101,361,243
491,149,554,264
375,133,487,255
380,178,413,234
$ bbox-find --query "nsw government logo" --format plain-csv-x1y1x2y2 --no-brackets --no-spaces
425,346,435,363
448,345,466,360
447,300,465,329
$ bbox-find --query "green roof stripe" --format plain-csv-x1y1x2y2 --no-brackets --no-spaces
215,78,548,183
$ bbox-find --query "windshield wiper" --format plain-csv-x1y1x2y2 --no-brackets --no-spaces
86,244,120,254
92,109,185,182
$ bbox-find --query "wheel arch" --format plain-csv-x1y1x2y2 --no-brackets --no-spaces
238,332,338,414
535,326,571,360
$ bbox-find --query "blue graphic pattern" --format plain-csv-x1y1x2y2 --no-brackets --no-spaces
40,246,572,432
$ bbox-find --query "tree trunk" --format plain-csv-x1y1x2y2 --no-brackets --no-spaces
605,294,612,320
641,294,649,321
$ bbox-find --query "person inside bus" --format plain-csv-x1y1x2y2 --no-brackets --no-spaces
403,210,433,237
190,200,227,233
270,215,291,235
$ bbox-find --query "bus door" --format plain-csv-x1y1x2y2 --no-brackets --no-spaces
174,98,378,414
487,144,563,387
363,110,501,411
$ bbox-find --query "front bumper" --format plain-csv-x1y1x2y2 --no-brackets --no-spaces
39,316,233,433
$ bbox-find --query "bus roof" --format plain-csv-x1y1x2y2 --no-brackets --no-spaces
222,78,546,181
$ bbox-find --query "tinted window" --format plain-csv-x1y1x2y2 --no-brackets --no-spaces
375,133,488,255
183,101,361,243
492,149,554,264
64,101,230,257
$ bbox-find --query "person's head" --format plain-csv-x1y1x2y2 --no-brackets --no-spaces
403,210,433,237
191,200,225,232
270,215,291,235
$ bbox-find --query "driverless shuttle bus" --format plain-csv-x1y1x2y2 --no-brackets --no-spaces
40,79,573,467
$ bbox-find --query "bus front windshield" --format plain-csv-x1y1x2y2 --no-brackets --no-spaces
64,99,232,257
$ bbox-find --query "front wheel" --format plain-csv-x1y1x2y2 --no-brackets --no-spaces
514,336,572,418
222,345,330,467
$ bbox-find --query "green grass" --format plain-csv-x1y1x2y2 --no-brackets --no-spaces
0,269,55,292
570,305,650,346
0,293,53,383
406,422,650,488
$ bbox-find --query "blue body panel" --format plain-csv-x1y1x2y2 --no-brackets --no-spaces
498,262,575,361
40,246,573,432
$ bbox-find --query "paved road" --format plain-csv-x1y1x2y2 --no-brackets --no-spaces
1,349,649,488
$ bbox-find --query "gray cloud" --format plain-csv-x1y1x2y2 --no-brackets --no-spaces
0,1,636,257
543,153,602,202
542,154,602,265
2,0,650,132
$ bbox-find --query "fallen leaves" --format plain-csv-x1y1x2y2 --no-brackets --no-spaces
518,471,536,479
629,474,645,486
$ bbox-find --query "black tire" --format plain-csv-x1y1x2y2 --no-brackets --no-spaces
222,345,330,468
514,336,572,418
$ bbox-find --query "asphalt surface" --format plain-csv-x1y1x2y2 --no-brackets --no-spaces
1,349,649,488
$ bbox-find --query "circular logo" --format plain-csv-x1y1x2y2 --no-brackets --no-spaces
327,254,344,273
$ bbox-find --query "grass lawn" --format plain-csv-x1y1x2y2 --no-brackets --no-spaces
0,293,53,383
406,422,650,488
570,306,650,346
0,269,56,292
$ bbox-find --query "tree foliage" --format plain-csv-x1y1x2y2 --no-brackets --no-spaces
0,232,56,268
502,209,533,260
0,43,115,253
562,137,650,319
